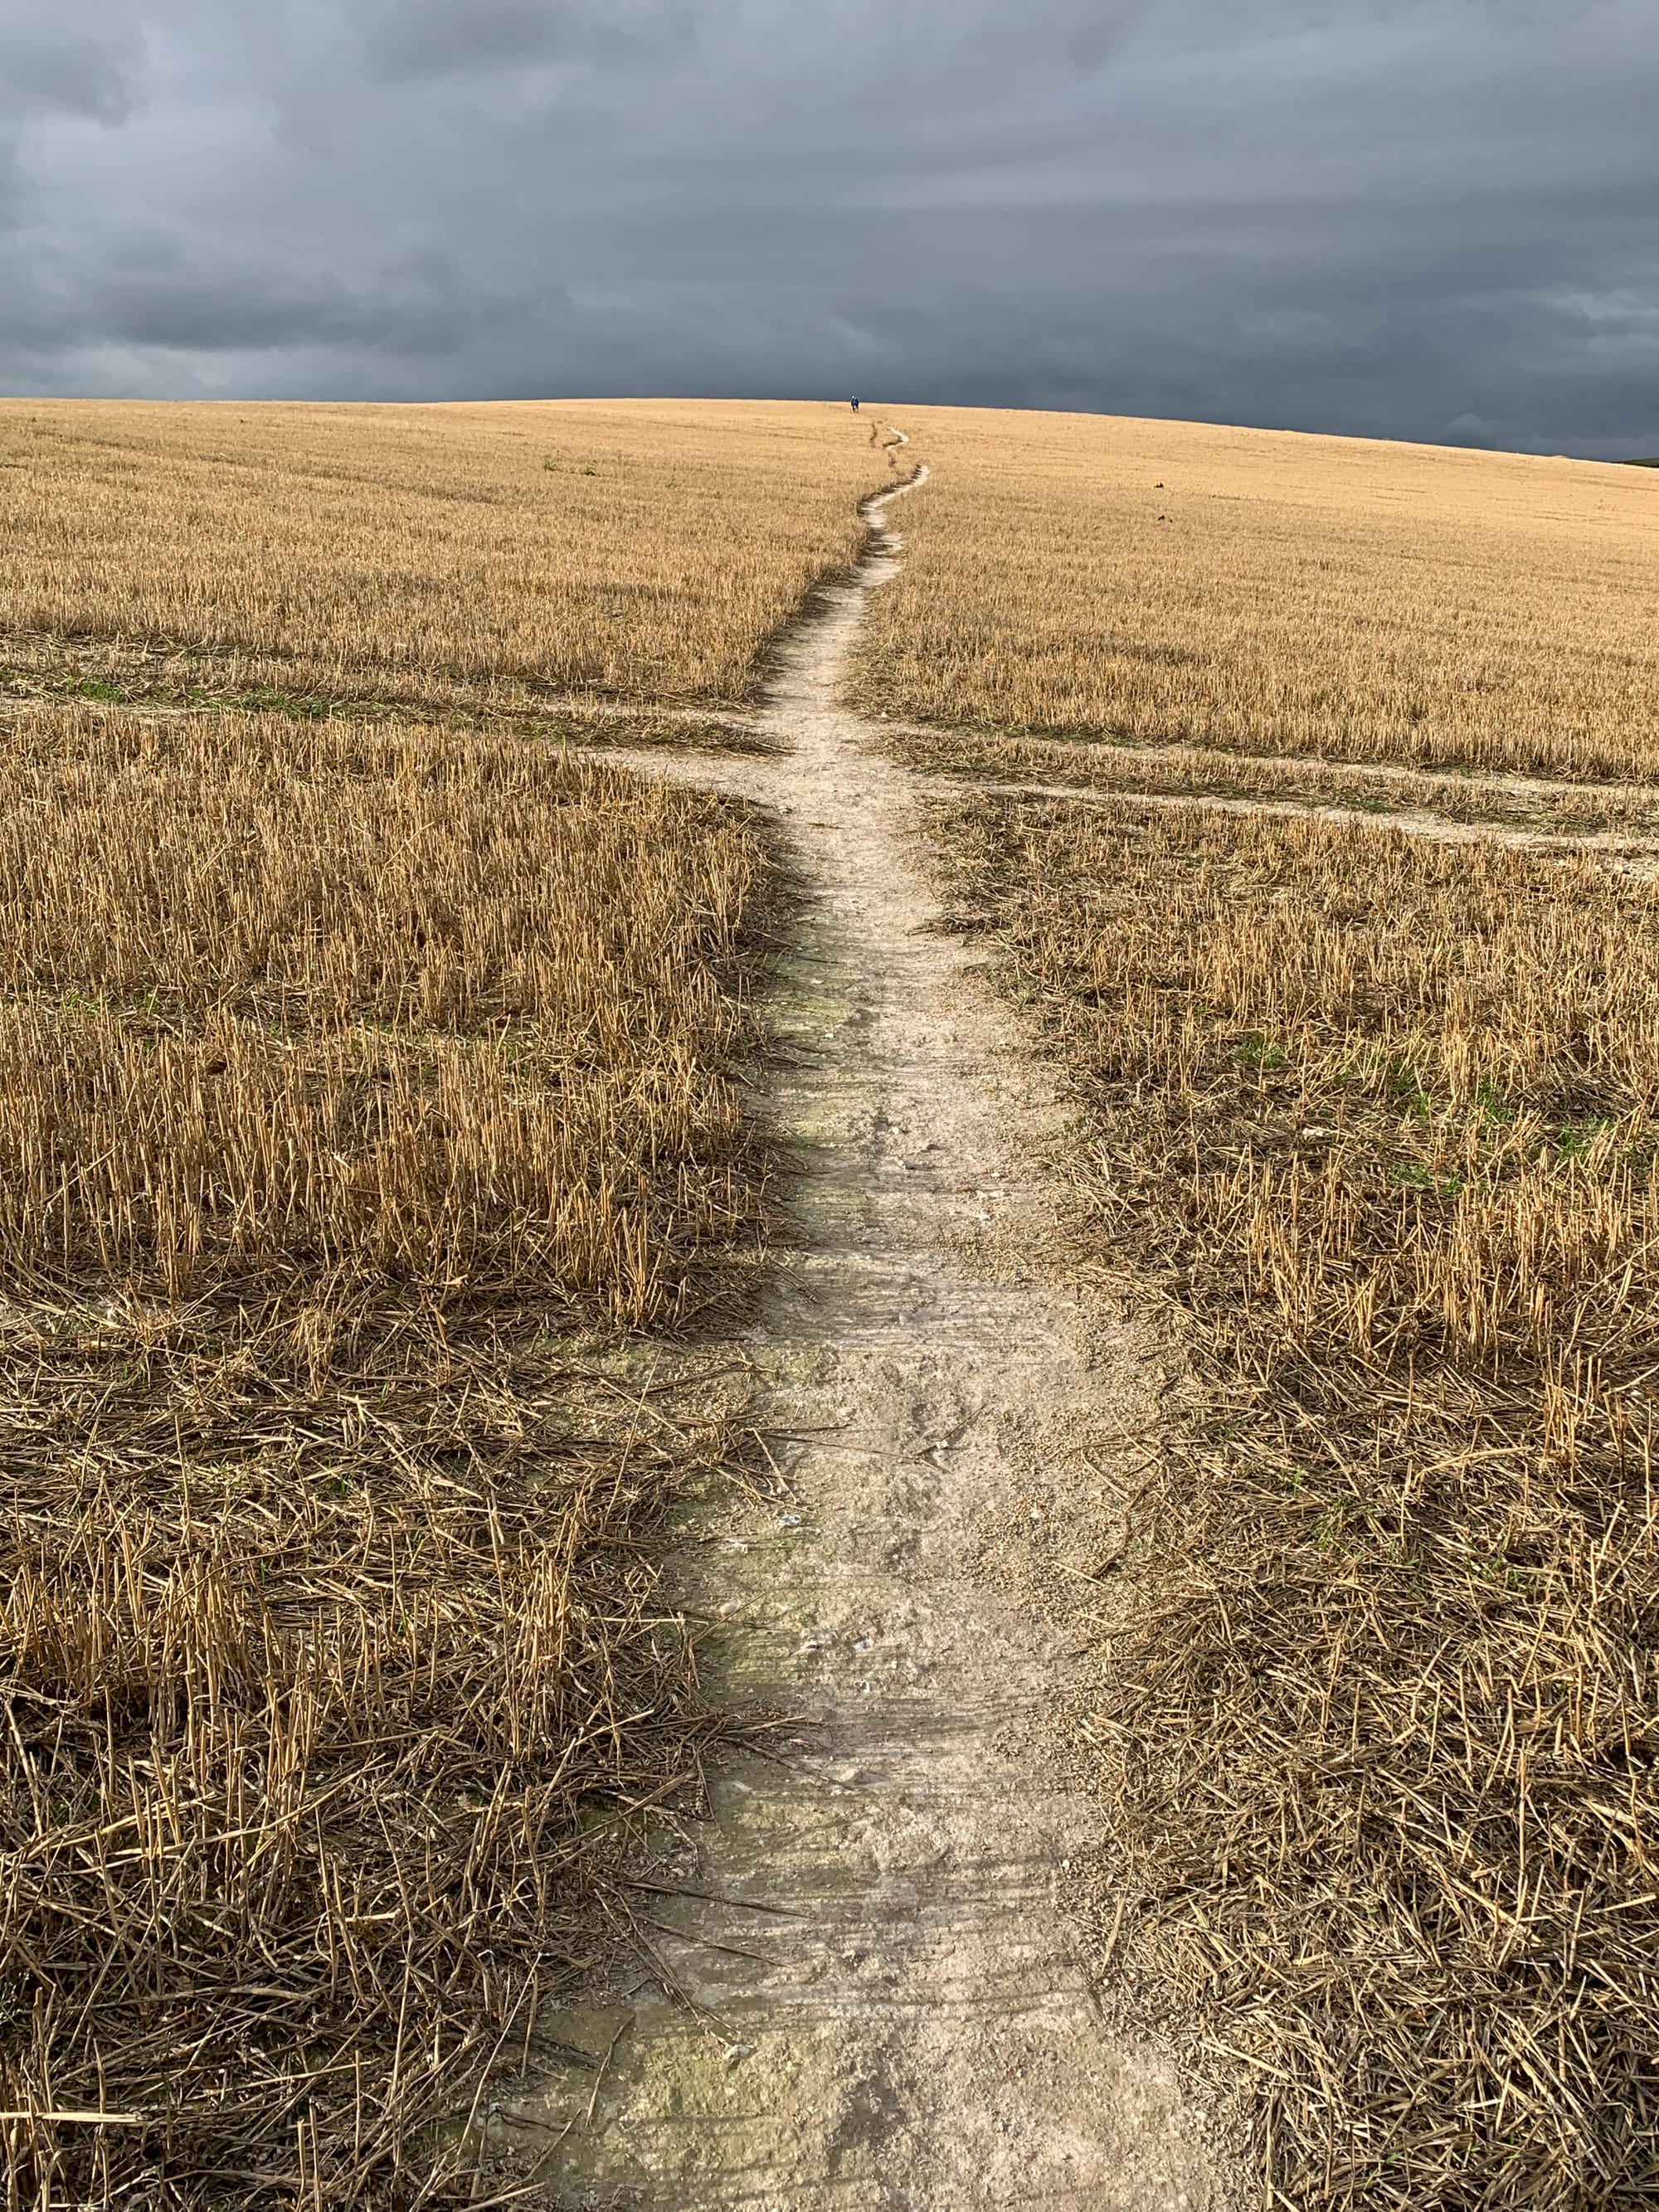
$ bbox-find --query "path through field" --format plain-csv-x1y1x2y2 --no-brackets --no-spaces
499,468,1236,2205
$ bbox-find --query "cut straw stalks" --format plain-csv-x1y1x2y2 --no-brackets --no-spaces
0,707,774,1330
858,408,1659,785
0,397,885,717
0,705,778,2204
928,790,1659,2209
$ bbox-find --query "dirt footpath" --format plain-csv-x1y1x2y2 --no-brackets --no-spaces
493,468,1239,2210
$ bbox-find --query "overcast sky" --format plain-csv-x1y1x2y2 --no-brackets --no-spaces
2,0,1655,455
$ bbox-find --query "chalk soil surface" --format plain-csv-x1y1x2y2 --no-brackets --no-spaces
499,472,1236,2207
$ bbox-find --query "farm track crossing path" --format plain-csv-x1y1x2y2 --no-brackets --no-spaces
495,462,1238,2206
953,775,1659,858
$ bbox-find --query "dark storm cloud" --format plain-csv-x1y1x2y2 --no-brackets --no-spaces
0,0,1655,453
92,253,495,357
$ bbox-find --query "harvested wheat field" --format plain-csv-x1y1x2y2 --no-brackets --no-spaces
6,394,1657,2212
858,407,1659,788
0,702,778,2203
0,397,893,732
922,797,1659,2205
858,411,1659,2207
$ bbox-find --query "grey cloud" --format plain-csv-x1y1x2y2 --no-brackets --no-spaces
0,0,1656,457
353,0,700,81
0,14,140,123
0,4,143,231
92,257,482,357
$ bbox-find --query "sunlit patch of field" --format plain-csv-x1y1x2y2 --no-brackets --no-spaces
923,790,1659,2205
0,398,886,724
0,705,776,2204
876,411,1659,2206
890,722,1659,841
859,407,1659,785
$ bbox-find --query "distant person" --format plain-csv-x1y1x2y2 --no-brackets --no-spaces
850,396,859,411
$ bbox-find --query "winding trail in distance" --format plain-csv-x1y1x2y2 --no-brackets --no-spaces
494,453,1238,2208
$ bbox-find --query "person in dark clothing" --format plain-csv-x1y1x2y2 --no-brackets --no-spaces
850,396,859,411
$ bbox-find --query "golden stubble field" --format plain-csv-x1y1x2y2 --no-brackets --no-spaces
927,794,1659,2207
859,407,1659,784
881,412,1659,2208
7,388,1658,2210
0,393,907,2206
0,397,889,722
0,702,779,2204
